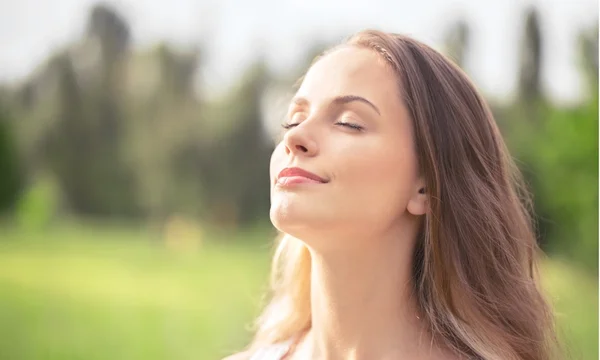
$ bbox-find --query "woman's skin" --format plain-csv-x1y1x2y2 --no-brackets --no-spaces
268,46,453,360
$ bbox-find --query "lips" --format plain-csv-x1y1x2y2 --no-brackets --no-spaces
277,167,328,183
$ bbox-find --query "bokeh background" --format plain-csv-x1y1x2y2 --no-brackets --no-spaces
0,0,598,359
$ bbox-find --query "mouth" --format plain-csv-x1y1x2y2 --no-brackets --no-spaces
276,167,328,187
276,176,325,186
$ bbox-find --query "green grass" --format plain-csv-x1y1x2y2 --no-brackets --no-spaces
0,224,596,359
0,224,273,360
542,257,598,359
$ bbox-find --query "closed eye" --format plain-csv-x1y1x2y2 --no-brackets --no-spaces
280,122,364,131
335,122,364,131
280,123,298,129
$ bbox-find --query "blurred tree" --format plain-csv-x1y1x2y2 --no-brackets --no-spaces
0,100,22,213
46,4,138,216
199,59,274,226
88,3,131,62
228,61,274,224
443,18,471,69
578,22,599,94
125,43,206,221
48,54,88,212
2,3,278,226
157,43,200,99
507,19,599,272
530,22,599,271
518,7,544,104
10,4,210,222
528,98,598,271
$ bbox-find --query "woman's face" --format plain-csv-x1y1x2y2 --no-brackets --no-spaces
270,46,426,246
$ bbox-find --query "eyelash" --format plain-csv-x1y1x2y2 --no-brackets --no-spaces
280,121,364,131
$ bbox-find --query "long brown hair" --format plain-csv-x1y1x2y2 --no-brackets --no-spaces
249,29,559,360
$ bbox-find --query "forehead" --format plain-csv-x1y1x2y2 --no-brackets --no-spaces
296,46,401,115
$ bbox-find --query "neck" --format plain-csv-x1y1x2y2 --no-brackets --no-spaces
300,221,432,360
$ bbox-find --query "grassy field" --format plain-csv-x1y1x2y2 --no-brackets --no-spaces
0,223,596,360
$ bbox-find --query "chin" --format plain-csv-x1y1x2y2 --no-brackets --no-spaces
270,206,340,244
269,205,306,233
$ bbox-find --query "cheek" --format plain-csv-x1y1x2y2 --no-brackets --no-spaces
343,141,414,185
340,143,417,213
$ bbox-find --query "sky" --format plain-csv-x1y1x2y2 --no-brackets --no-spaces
0,0,598,104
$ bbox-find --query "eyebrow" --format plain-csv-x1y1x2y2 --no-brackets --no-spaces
291,95,381,116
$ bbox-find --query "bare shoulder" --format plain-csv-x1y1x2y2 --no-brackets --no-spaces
221,350,252,360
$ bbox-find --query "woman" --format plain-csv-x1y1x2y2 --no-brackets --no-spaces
225,29,559,360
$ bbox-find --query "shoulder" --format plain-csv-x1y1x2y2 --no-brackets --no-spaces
222,341,293,360
221,351,252,360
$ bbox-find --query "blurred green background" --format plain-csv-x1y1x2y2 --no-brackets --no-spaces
0,1,597,359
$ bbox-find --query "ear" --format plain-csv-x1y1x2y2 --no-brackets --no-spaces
406,178,428,216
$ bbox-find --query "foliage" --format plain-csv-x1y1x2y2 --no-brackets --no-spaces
14,175,61,230
508,97,599,271
1,4,597,268
498,12,599,271
0,102,22,213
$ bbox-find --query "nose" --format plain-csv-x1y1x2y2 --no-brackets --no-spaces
282,122,319,157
